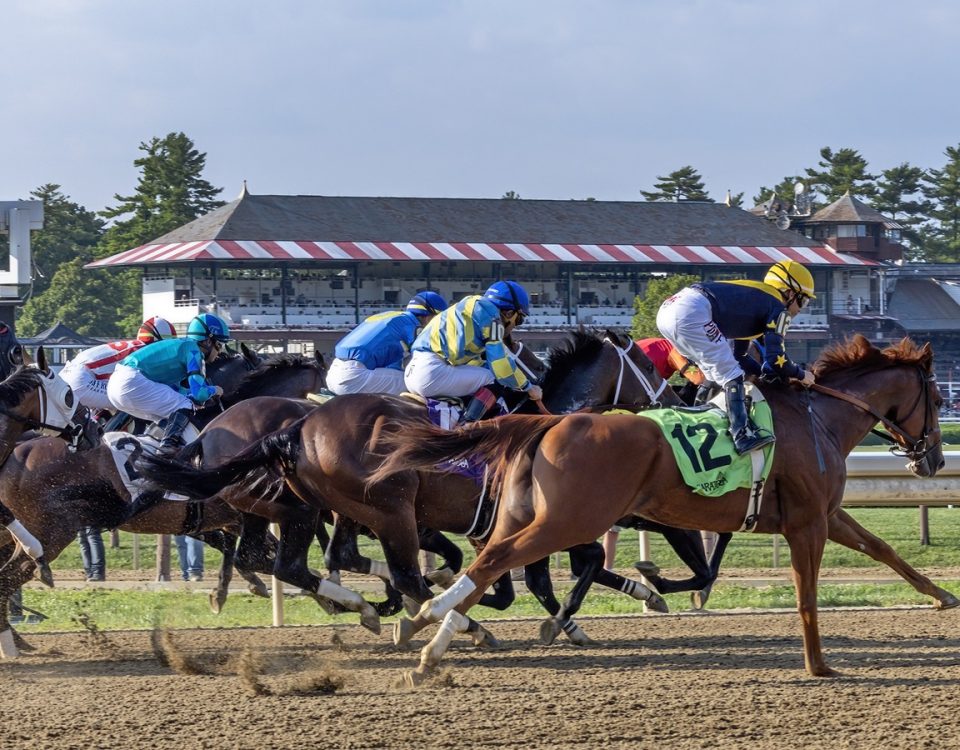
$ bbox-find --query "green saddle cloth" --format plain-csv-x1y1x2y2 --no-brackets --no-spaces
613,401,775,497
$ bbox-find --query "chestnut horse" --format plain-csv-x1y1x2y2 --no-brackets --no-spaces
368,336,947,682
138,330,676,644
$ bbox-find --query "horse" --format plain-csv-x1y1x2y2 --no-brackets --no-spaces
138,329,681,645
0,351,354,658
366,335,947,683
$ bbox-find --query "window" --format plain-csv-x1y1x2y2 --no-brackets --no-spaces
837,224,867,238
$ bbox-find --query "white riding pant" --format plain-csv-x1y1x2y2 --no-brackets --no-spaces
59,361,113,411
404,350,494,398
656,287,743,386
326,358,406,396
107,364,193,422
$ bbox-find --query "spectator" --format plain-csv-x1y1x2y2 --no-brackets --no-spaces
174,535,205,582
78,527,105,581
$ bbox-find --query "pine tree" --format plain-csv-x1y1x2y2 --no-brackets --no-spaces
753,176,806,210
804,147,876,203
874,163,932,251
641,166,712,202
922,144,960,261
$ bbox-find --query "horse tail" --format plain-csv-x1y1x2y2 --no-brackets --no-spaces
175,439,204,466
366,414,566,490
137,418,306,506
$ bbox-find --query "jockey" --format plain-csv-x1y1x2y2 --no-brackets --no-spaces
107,313,228,455
404,280,543,422
326,291,447,396
655,260,816,454
60,316,177,412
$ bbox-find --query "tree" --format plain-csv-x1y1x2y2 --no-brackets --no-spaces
922,144,960,261
501,190,521,200
874,163,933,250
17,259,137,337
725,191,744,208
804,147,876,203
752,175,806,209
631,274,699,339
93,132,224,332
641,166,712,202
25,184,104,297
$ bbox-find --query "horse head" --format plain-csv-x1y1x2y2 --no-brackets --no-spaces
539,328,680,413
813,335,944,478
226,352,327,403
0,322,24,382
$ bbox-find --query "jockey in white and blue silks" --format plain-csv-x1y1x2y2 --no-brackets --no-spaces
60,316,177,412
404,280,543,421
107,313,228,455
326,291,447,396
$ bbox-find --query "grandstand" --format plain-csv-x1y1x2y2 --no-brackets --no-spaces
88,190,892,362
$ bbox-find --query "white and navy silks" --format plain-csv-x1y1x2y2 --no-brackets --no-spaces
59,339,147,410
656,280,803,387
107,338,218,422
326,310,423,396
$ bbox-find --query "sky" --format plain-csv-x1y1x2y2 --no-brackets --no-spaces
2,0,959,216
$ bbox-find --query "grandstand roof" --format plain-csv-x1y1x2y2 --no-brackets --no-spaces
808,192,903,230
887,278,960,332
87,193,878,268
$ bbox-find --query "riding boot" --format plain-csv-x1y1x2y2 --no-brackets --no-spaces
724,376,774,455
158,408,193,456
460,386,497,423
102,411,131,433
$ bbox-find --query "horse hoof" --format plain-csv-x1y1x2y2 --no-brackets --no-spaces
248,582,270,599
539,617,561,646
359,606,381,635
208,591,224,615
645,593,669,613
36,559,55,588
633,560,660,577
394,617,416,648
691,589,710,611
565,626,596,647
425,568,455,589
402,595,420,617
403,668,430,688
374,598,404,617
11,629,35,652
470,626,500,649
936,594,960,610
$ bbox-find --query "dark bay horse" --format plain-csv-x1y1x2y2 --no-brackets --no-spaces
368,336,947,682
0,352,368,657
138,330,679,645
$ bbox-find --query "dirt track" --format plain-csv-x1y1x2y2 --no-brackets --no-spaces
1,608,958,750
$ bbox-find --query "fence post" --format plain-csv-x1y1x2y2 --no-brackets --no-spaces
772,535,781,568
156,534,170,582
271,524,284,626
132,534,140,570
919,505,930,545
637,530,651,613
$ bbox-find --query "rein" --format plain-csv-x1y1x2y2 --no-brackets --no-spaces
810,367,938,460
606,337,668,407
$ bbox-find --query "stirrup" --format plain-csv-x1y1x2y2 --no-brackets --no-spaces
732,428,775,455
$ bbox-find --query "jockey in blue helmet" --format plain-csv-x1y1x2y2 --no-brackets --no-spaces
107,313,229,455
405,280,542,421
326,290,448,396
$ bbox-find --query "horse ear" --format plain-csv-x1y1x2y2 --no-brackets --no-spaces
240,342,260,366
314,350,326,369
37,346,48,372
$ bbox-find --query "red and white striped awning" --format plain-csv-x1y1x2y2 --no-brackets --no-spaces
86,240,878,267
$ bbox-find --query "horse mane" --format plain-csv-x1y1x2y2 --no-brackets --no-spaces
813,334,933,381
0,366,42,407
232,353,325,401
541,328,608,393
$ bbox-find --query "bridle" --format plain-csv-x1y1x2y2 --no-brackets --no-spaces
0,368,79,436
605,337,669,407
811,366,940,463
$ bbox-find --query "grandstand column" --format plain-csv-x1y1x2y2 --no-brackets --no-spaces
564,266,573,325
211,263,218,312
281,266,288,325
353,263,360,324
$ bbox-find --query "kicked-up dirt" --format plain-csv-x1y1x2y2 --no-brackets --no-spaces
0,607,958,749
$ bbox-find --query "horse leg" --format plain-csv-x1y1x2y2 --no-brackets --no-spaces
691,531,733,610
419,528,464,587
324,516,394,615
785,520,834,677
593,567,668,613
476,572,516,610
195,530,238,613
638,525,714,595
531,552,596,646
828,508,959,610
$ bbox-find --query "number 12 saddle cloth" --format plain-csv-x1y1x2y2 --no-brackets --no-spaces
608,385,776,498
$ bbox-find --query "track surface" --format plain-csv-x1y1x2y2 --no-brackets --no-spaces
1,608,958,749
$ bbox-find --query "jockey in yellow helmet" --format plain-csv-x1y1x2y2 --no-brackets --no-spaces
656,261,816,454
